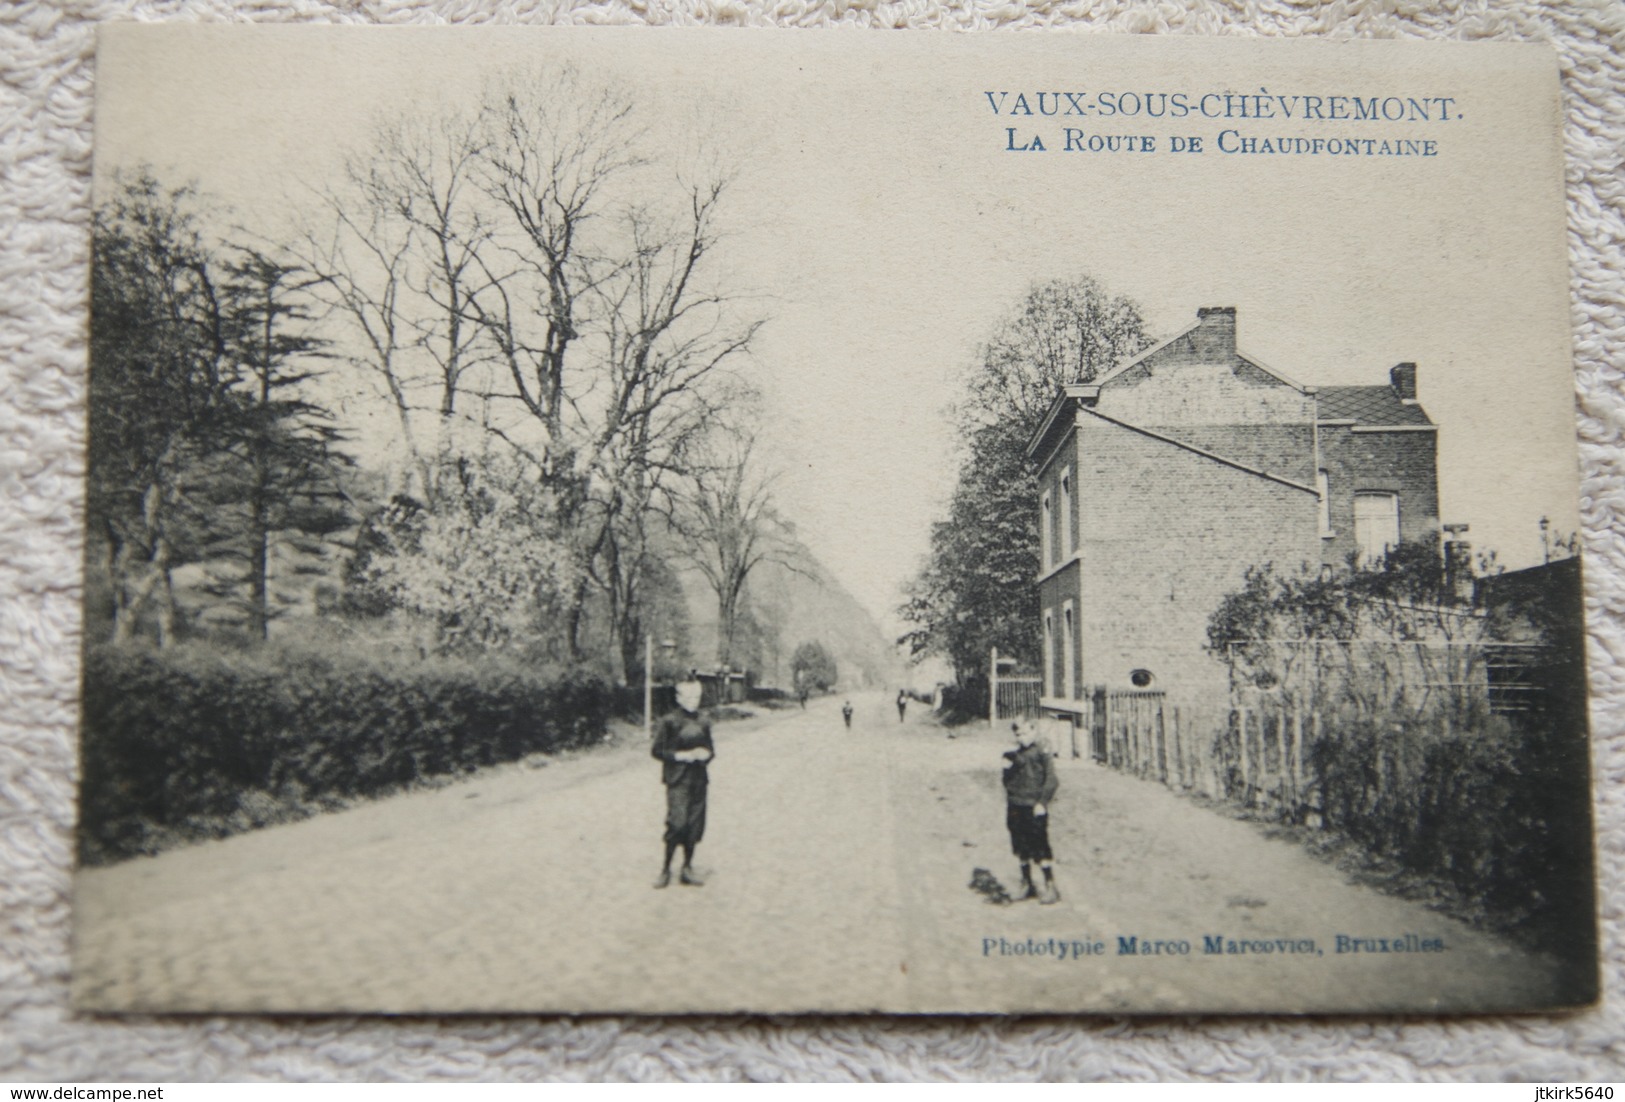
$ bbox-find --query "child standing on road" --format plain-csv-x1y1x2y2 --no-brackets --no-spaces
841,700,854,729
1002,721,1060,904
651,680,714,889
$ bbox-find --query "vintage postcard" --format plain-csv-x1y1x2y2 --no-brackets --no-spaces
74,27,1596,1014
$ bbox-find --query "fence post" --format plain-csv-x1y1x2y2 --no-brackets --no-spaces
1238,705,1251,801
1145,698,1152,779
1095,687,1110,766
1310,710,1322,824
1176,711,1189,789
1155,699,1167,784
1131,698,1140,774
1290,706,1304,809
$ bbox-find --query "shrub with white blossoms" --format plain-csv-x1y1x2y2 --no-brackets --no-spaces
362,458,580,655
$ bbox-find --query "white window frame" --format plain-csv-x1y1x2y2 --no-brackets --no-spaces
1041,490,1052,567
1353,491,1400,566
1042,610,1055,698
1060,470,1073,554
1061,599,1076,701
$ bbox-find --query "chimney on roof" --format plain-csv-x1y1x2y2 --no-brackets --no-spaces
1390,362,1418,401
1194,306,1237,355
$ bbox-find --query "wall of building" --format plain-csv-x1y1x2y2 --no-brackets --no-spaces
1071,413,1322,696
1097,314,1316,485
1036,429,1081,574
1038,561,1080,699
1317,425,1440,566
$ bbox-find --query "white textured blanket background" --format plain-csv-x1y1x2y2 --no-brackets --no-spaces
2,0,1623,1083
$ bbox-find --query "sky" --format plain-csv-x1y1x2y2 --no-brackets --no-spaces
94,28,1583,636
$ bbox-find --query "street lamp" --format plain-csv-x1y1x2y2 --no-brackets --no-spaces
644,634,678,739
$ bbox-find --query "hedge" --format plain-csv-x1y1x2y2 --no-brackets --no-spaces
1306,706,1594,954
79,642,613,865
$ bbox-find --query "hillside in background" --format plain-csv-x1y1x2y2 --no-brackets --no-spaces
678,544,905,693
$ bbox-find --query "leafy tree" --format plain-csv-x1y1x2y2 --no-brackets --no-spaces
1206,539,1495,725
342,493,427,619
198,249,351,639
88,173,238,645
790,640,838,695
899,424,1041,678
900,275,1152,680
959,275,1155,433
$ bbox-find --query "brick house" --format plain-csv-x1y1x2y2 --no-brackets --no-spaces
1025,306,1441,713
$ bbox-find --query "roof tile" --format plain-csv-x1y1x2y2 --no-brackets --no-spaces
1317,385,1433,426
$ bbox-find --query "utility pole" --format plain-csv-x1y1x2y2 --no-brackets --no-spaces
989,646,999,729
644,632,654,740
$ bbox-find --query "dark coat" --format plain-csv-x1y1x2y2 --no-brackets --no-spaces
1002,742,1058,807
652,710,714,788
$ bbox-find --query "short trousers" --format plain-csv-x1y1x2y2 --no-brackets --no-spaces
1006,803,1053,862
665,775,708,847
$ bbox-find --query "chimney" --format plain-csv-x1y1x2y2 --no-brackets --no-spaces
1390,361,1417,401
1194,306,1237,356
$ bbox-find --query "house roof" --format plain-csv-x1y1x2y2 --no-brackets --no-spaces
1090,317,1312,395
1317,385,1433,426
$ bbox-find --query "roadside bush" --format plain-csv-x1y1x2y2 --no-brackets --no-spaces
79,641,612,865
936,678,986,727
1302,707,1590,953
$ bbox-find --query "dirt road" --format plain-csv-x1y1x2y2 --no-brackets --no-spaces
74,693,1567,1013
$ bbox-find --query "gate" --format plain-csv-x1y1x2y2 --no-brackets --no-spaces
992,676,1043,722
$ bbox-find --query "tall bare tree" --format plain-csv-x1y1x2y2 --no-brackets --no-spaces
308,70,769,675
677,430,806,669
304,106,493,504
466,69,643,477
571,177,766,679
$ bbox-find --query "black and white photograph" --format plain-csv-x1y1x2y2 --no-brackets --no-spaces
68,26,1597,1016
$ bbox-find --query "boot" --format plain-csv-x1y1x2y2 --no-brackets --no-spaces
1038,875,1061,905
679,866,706,887
1017,865,1038,901
654,869,672,889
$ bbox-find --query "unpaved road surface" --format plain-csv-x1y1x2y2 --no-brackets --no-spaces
75,693,1569,1013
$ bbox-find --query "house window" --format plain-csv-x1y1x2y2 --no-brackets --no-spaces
1060,471,1073,554
1061,600,1076,701
1317,470,1332,536
1354,491,1400,566
1041,491,1052,568
1043,611,1055,698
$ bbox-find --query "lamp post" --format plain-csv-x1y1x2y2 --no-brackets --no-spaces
644,634,678,739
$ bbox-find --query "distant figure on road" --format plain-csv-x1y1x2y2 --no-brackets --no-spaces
651,680,714,889
896,690,908,723
798,687,808,709
841,700,854,729
1002,721,1060,904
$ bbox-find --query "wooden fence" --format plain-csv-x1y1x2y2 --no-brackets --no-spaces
1062,670,1537,823
1052,688,1224,798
